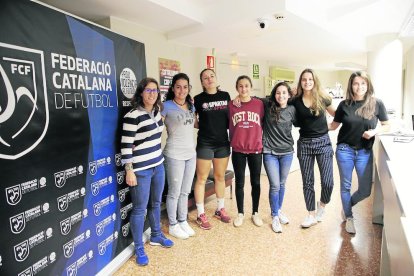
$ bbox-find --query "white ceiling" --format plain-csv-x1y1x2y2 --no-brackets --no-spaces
37,0,414,70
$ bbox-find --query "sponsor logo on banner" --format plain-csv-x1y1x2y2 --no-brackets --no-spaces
14,240,29,262
89,157,111,175
60,209,88,235
120,68,137,107
54,166,83,188
17,252,56,276
120,203,133,220
13,228,53,262
9,203,49,234
96,213,116,236
5,177,47,205
0,43,49,160
116,171,125,185
65,250,94,276
115,153,122,166
122,222,130,237
93,195,115,216
63,230,91,258
57,188,86,212
118,187,130,202
98,231,118,255
90,176,112,196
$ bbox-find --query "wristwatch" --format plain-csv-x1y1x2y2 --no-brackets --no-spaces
125,163,133,171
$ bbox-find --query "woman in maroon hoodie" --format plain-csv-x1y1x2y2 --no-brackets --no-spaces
229,75,264,227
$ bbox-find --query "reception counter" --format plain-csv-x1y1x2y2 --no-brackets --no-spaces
372,135,414,275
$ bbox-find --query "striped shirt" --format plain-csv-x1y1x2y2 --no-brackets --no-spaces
121,106,164,171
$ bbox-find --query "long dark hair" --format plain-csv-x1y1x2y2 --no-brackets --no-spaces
166,73,193,110
269,82,292,123
131,77,162,112
345,71,376,120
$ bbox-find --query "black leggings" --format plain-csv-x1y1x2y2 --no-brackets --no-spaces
232,151,262,214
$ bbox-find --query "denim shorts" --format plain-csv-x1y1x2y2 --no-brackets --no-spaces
196,145,230,160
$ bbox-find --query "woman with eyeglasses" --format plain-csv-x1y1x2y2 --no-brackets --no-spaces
193,68,231,230
161,73,197,239
121,77,174,266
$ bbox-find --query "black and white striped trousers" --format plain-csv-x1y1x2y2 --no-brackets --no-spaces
297,134,334,211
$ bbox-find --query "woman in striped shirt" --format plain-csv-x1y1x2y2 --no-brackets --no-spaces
121,77,173,266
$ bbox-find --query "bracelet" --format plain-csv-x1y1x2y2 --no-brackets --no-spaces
125,163,133,171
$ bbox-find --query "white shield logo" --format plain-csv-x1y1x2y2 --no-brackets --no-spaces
118,190,126,202
60,218,71,235
63,240,75,258
91,182,100,196
93,202,101,216
66,263,77,276
14,240,29,262
98,241,106,255
121,208,127,220
0,43,49,160
117,171,124,184
10,213,26,234
5,184,22,205
96,222,104,236
17,267,33,276
54,171,66,188
115,153,122,166
57,195,69,212
122,224,130,237
89,161,97,175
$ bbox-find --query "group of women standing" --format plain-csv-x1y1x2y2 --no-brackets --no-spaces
121,67,389,266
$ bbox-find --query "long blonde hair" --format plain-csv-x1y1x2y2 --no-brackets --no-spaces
345,71,376,120
295,68,330,116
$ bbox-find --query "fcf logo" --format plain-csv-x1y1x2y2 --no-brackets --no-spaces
5,184,22,205
0,43,49,160
10,213,26,234
14,240,29,262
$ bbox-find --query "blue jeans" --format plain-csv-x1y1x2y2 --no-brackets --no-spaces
129,163,165,250
336,143,373,218
263,152,293,217
165,155,196,225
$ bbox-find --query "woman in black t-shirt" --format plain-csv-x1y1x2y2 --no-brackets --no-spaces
329,71,389,234
193,69,231,230
291,68,336,229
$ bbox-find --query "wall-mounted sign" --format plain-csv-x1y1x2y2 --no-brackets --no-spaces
253,64,259,79
207,55,215,69
159,58,180,101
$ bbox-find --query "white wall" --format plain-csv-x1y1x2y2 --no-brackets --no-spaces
403,46,414,130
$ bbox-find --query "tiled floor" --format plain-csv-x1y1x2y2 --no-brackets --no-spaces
114,163,382,276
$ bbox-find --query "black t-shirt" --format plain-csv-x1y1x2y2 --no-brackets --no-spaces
290,96,332,138
194,90,230,147
334,98,388,149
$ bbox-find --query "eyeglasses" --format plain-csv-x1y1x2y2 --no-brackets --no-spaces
143,88,160,94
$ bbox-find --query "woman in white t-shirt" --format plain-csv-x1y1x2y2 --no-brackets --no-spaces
162,73,197,240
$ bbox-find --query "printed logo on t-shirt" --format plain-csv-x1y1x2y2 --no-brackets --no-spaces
201,100,227,111
231,111,261,127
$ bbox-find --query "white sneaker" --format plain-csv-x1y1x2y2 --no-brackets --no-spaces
169,224,189,239
278,210,289,225
345,218,356,234
179,221,195,237
233,213,244,227
315,201,325,222
301,215,317,228
272,216,282,233
252,212,263,227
